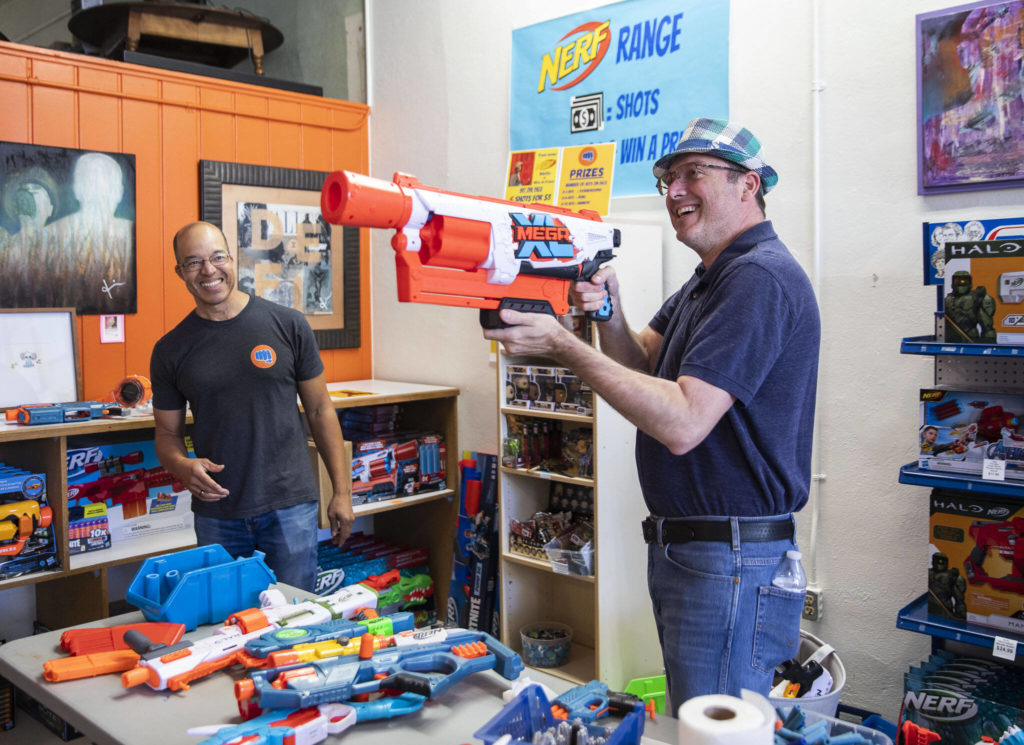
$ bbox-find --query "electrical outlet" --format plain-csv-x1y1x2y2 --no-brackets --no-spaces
803,587,822,621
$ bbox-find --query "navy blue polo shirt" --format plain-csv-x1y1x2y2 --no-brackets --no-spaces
636,221,820,518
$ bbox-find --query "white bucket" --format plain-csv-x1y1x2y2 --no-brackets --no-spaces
769,629,846,717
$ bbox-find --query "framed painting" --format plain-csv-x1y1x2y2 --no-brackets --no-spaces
0,142,136,314
917,2,1024,194
0,308,81,411
200,161,360,350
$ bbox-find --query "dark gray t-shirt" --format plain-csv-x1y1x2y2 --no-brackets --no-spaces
150,295,324,519
637,221,820,518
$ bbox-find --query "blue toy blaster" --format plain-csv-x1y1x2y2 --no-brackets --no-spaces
242,611,415,662
189,696,426,745
235,628,523,714
550,680,645,723
11,401,123,425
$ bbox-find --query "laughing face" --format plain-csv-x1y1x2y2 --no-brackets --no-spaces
173,222,238,316
663,155,759,261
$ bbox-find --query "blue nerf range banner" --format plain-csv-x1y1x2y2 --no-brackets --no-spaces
510,0,729,197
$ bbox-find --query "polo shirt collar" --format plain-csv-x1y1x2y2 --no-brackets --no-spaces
693,220,776,283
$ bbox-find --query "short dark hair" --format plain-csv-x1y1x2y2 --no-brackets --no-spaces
725,168,767,216
172,221,229,262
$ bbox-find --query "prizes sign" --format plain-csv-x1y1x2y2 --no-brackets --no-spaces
511,0,729,197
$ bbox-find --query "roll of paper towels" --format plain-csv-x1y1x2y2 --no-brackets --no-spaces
677,690,775,745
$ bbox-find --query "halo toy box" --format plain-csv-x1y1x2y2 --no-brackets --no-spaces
929,489,1024,633
918,389,1024,480
943,240,1024,344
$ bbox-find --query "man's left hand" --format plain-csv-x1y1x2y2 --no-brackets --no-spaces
482,309,571,357
328,492,355,547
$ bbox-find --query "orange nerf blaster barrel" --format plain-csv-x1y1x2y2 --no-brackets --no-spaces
321,170,618,328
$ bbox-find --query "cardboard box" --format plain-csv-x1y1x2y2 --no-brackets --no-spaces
918,389,1024,481
944,240,1024,344
929,490,1024,633
66,439,193,546
16,688,81,740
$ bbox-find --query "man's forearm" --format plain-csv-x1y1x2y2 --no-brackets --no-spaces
594,314,652,372
551,333,719,456
306,405,349,497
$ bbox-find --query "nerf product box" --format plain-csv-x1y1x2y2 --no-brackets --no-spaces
0,468,58,580
944,240,1024,344
66,438,193,547
349,432,445,504
67,503,111,554
918,389,1024,480
903,650,1024,745
929,489,1024,633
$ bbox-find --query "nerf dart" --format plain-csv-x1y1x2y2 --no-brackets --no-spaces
320,170,618,328
9,401,123,425
235,627,523,715
550,679,645,723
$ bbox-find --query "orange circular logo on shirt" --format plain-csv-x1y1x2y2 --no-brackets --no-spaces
250,345,277,368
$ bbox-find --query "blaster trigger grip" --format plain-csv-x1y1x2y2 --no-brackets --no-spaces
586,295,613,323
480,299,557,329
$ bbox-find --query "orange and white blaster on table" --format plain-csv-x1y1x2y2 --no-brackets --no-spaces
319,170,619,328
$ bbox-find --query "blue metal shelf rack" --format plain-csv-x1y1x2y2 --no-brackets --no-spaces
898,337,1024,657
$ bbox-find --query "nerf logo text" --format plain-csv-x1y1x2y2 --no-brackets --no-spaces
67,446,104,477
903,690,977,721
537,21,611,93
511,213,575,260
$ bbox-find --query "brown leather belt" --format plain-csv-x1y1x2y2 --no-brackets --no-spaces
642,516,793,546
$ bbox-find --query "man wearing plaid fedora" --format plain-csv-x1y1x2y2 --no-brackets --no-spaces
485,118,820,709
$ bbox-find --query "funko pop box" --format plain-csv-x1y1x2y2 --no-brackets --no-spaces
918,389,1024,481
929,489,1024,635
944,240,1024,344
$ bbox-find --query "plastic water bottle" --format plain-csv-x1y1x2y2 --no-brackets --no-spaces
771,550,807,591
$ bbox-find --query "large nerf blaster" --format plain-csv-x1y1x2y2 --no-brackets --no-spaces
320,171,619,328
6,401,123,425
234,627,523,715
120,583,381,691
964,517,1024,593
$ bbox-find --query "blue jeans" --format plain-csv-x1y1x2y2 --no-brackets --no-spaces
646,514,803,713
193,501,319,592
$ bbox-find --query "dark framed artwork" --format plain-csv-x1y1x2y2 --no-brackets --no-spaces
199,160,360,350
0,142,137,314
917,2,1024,194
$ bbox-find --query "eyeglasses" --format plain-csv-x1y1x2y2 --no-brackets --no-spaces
178,252,232,273
656,162,745,195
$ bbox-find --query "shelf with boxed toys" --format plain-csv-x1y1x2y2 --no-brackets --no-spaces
495,347,660,691
0,379,459,635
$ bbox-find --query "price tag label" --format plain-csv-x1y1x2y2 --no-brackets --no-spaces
983,459,1007,481
993,636,1017,661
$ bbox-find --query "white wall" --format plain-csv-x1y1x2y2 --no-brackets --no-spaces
367,0,1024,720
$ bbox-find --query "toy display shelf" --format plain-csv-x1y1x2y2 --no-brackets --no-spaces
898,463,1024,498
897,594,1024,654
900,336,1024,357
0,379,460,634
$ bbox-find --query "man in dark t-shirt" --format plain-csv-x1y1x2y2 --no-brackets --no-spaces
484,119,820,710
150,221,354,591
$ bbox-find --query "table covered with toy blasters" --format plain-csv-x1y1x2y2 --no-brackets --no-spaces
0,573,684,745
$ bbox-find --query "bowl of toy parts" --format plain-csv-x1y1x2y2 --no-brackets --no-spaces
520,622,573,668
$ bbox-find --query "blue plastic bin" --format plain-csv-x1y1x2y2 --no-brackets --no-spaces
125,544,276,630
474,684,645,745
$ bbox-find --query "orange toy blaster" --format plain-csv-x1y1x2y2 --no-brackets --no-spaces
320,171,619,328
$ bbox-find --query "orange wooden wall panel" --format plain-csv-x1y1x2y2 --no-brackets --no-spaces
0,42,372,399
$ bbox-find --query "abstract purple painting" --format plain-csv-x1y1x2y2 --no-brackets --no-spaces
918,2,1024,194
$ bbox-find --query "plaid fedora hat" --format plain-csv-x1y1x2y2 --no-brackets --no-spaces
653,118,778,194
